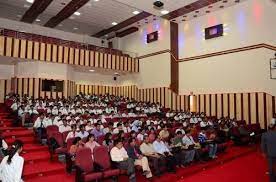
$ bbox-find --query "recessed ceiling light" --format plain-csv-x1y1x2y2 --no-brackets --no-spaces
89,69,95,72
73,27,78,30
69,16,75,19
114,72,119,75
161,10,169,15
133,11,140,15
35,19,40,22
74,11,81,16
112,22,118,25
94,0,99,2
26,0,34,3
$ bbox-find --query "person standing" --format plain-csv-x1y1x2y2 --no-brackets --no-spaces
0,140,24,182
261,124,276,182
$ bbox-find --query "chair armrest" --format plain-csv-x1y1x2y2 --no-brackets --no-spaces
75,165,86,182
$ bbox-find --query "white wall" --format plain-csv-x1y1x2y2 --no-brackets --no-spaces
0,18,105,47
179,48,276,96
0,64,14,79
119,19,171,56
178,0,276,58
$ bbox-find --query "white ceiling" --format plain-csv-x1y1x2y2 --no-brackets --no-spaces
115,0,198,16
0,0,248,37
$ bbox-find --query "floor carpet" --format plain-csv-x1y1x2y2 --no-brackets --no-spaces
0,105,269,182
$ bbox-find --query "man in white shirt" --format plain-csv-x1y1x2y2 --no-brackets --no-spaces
58,119,71,133
110,139,136,182
182,130,197,164
76,124,89,139
33,113,47,143
153,136,177,172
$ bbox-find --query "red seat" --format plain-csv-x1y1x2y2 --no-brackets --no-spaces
62,130,70,141
75,148,102,182
46,125,59,139
93,146,120,179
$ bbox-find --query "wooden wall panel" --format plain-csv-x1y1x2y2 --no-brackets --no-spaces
23,78,28,95
229,94,235,119
223,94,228,117
52,45,57,62
34,78,39,99
250,93,257,124
64,47,69,64
266,94,273,129
13,39,20,58
258,93,265,128
200,95,204,113
205,94,210,116
99,52,104,68
74,49,80,65
85,50,90,66
80,50,85,66
46,44,52,61
90,51,95,67
40,43,46,61
211,94,216,117
217,94,222,118
58,46,63,63
94,52,99,67
236,93,242,120
33,42,39,60
69,48,74,64
20,40,27,59
5,37,13,57
0,36,4,56
0,80,5,103
27,41,33,60
243,93,249,123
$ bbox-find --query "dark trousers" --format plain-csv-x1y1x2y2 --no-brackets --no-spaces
148,156,166,175
173,150,186,166
116,158,135,176
164,154,177,172
268,157,276,182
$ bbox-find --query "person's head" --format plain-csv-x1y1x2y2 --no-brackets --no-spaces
86,134,96,143
128,138,136,147
39,113,45,119
114,139,123,149
144,135,150,144
117,123,123,130
108,122,113,129
176,131,182,137
79,124,85,132
130,130,136,137
71,124,77,132
156,135,162,142
118,130,124,138
73,137,82,145
105,132,112,140
95,123,101,131
7,140,23,164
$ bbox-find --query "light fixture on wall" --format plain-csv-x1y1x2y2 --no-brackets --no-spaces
89,69,95,72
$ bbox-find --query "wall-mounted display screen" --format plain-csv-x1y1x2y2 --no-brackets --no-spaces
147,31,158,43
205,24,223,40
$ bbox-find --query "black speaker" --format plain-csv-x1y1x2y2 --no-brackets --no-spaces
113,77,117,81
153,1,164,9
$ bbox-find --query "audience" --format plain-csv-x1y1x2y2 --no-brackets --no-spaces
85,134,100,159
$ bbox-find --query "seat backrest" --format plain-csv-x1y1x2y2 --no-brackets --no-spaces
47,125,59,136
93,146,111,170
76,147,94,173
52,132,64,147
62,130,70,141
67,137,76,151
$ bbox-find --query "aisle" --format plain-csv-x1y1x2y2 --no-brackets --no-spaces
178,151,269,182
0,105,74,182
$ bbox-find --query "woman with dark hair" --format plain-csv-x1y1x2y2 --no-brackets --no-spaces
85,134,100,159
69,137,84,157
103,133,113,149
0,140,24,182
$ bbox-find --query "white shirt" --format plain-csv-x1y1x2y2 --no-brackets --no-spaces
182,135,196,146
1,139,8,150
153,140,170,154
59,125,71,133
110,147,128,162
76,131,89,139
0,153,24,182
65,131,77,142
33,117,47,128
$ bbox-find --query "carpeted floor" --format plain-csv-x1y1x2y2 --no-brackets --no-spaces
0,105,269,182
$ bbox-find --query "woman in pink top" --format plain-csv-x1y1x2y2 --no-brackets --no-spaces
85,134,100,159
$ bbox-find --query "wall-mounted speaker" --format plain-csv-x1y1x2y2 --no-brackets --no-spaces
113,77,117,81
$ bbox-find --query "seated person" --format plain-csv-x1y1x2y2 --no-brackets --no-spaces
182,130,198,164
153,136,177,172
0,133,8,157
198,130,217,159
140,135,166,176
58,119,71,133
66,124,77,142
136,129,146,142
110,139,136,182
113,123,124,134
69,137,84,158
159,125,170,140
85,134,100,159
171,131,187,167
91,123,104,139
103,122,114,134
76,124,89,139
126,138,153,179
103,133,113,150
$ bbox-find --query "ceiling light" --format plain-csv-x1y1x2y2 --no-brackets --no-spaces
133,11,140,15
24,4,31,8
73,27,78,30
26,0,34,3
94,0,99,2
89,69,95,72
35,19,40,22
112,22,118,25
74,11,81,16
161,10,169,15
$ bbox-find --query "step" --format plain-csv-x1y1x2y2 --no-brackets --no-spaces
6,136,36,144
2,130,33,138
22,151,50,163
26,173,74,182
0,127,27,132
23,143,48,152
0,122,13,127
23,161,66,180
